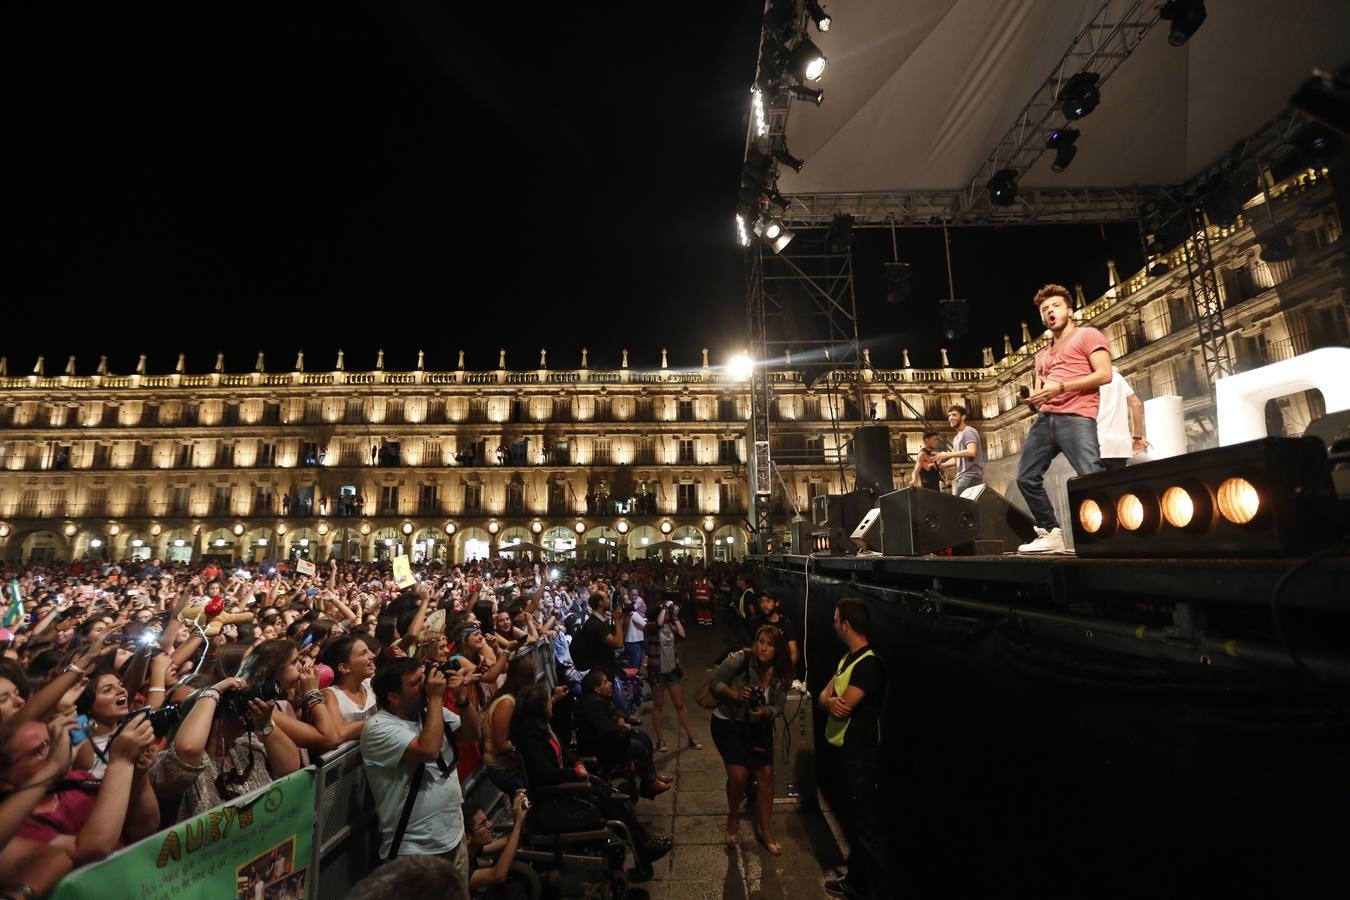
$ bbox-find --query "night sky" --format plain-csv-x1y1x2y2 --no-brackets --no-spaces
10,2,1143,376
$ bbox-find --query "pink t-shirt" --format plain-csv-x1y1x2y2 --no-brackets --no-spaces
1034,326,1111,419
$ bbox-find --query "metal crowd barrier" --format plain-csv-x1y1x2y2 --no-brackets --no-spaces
312,638,557,896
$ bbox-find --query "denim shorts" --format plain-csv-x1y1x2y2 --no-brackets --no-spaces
649,669,683,687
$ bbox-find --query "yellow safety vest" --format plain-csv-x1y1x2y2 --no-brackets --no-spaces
738,588,755,620
824,648,875,748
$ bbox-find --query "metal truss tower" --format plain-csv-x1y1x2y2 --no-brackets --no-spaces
746,223,865,553
1180,210,1237,385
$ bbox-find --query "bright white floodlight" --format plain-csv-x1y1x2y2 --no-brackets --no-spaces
728,353,754,381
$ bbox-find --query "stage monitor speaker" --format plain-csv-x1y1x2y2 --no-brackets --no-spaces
878,487,978,556
850,507,883,551
810,490,876,554
959,484,1038,553
852,426,894,496
790,520,811,555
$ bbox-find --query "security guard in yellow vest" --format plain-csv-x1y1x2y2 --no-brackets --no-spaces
820,597,887,900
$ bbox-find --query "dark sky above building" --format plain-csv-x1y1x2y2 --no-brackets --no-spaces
10,2,1143,376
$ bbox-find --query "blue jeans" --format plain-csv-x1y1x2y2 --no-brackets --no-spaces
953,473,984,496
1015,413,1103,529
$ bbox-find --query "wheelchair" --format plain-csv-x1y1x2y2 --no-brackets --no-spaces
507,768,646,899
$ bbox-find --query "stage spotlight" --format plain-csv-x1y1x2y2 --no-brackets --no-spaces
806,0,831,31
1047,128,1079,172
767,187,791,211
1068,436,1339,558
790,37,827,82
773,144,805,173
785,84,824,105
736,213,751,247
1079,498,1105,534
769,226,795,254
1058,72,1101,120
988,168,1019,206
727,353,754,381
1159,0,1206,47
754,216,786,241
1217,476,1260,525
1116,493,1147,532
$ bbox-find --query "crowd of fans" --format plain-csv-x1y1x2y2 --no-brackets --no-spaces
0,553,747,899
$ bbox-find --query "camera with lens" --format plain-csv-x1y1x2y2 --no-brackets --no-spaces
747,686,767,708
123,704,183,739
218,682,283,719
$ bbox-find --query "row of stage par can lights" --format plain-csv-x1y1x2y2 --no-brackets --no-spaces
1066,436,1342,558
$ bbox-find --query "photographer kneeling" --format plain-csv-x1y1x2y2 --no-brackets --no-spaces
709,625,791,855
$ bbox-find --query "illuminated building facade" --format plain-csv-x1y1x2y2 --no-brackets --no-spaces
1,168,1344,562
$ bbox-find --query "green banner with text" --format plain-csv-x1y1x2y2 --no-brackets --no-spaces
52,768,316,900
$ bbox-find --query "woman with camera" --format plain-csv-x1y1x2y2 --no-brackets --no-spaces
237,639,343,757
0,707,160,864
709,625,792,855
645,600,701,753
148,675,302,823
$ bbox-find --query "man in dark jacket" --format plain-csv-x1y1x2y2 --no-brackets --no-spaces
576,671,670,798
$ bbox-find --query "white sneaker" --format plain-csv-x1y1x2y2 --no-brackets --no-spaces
1018,526,1066,553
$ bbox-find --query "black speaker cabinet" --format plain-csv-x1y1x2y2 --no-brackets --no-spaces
852,425,895,496
878,487,978,556
790,520,811,555
960,484,1038,553
809,490,875,555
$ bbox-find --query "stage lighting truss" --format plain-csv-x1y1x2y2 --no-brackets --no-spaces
806,0,831,32
1058,72,1100,120
1046,128,1079,173
751,88,767,137
1067,436,1341,558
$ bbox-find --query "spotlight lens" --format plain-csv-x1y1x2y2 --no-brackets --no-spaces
763,221,782,240
1218,477,1260,524
804,56,826,81
1079,499,1104,534
1116,493,1145,531
1161,486,1195,528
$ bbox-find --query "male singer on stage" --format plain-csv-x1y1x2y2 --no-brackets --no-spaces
1015,284,1113,553
933,405,983,495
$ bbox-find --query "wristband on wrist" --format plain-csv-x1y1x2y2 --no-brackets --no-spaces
66,662,88,676
146,687,166,694
196,688,222,704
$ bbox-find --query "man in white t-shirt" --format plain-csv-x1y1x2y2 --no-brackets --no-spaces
1095,371,1148,470
360,658,479,900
